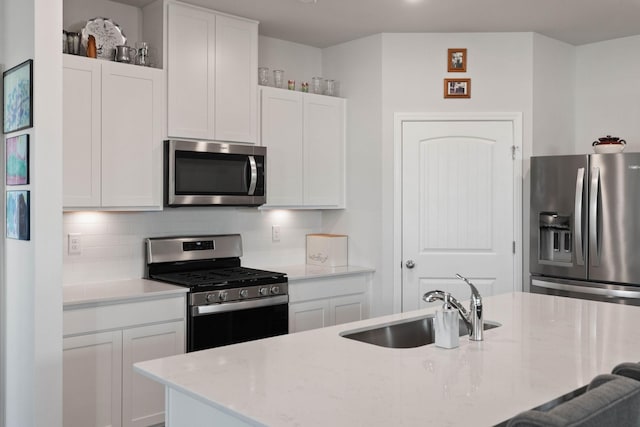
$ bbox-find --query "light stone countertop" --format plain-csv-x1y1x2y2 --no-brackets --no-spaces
135,292,640,426
63,278,188,308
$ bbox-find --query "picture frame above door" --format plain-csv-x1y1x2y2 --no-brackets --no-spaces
447,48,467,72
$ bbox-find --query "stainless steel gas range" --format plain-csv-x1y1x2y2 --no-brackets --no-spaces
145,234,288,352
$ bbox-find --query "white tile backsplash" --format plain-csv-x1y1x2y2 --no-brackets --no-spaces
63,208,322,285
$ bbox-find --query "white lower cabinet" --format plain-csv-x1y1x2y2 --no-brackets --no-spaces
288,273,371,333
63,331,123,427
63,297,185,427
289,299,331,332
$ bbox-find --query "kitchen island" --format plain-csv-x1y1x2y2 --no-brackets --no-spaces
134,292,640,426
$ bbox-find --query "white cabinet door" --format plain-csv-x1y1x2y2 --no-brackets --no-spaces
261,87,304,206
63,55,101,207
167,3,258,144
167,2,215,140
215,14,258,144
289,299,331,333
331,293,366,326
63,55,163,210
101,61,163,208
63,331,123,427
121,321,185,427
260,88,346,209
288,272,372,333
304,95,345,207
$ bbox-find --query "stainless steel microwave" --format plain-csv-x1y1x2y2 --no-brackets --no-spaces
165,140,266,207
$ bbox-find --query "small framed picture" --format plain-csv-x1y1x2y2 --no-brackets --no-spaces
6,190,30,241
447,48,467,72
3,59,33,134
444,78,471,99
6,134,29,185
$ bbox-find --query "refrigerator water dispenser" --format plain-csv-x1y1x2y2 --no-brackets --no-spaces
539,212,572,263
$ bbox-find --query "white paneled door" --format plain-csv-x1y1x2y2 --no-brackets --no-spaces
401,119,517,311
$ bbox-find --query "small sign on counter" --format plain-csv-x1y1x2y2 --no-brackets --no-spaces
306,234,348,267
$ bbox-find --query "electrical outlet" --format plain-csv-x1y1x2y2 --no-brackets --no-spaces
272,225,281,242
68,233,82,255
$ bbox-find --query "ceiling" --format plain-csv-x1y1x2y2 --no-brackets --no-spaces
123,0,640,48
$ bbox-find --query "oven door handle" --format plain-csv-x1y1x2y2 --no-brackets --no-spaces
192,295,289,316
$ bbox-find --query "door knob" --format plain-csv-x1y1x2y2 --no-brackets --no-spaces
405,260,415,269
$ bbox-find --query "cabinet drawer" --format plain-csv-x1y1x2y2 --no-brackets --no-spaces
64,296,185,337
289,274,367,303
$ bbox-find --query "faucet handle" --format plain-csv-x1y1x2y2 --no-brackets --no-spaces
455,273,482,302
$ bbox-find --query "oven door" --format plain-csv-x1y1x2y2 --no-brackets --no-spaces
188,295,288,352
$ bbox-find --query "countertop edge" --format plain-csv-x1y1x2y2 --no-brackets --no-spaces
63,278,188,309
263,264,375,281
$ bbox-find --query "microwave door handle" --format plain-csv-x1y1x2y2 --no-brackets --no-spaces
574,167,585,266
248,156,257,195
589,166,600,266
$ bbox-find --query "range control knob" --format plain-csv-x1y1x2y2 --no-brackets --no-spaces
206,293,216,303
270,285,280,295
218,291,228,302
259,287,269,296
239,289,249,298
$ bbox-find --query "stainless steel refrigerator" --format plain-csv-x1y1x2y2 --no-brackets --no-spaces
530,153,640,305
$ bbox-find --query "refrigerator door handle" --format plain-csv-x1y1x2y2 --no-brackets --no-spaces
589,167,600,266
574,167,585,266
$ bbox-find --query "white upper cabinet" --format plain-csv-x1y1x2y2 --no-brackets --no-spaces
167,2,258,144
260,87,346,209
101,62,163,208
261,88,304,206
63,55,163,211
63,56,101,207
303,95,345,207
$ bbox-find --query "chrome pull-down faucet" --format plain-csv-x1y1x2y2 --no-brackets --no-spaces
422,273,484,341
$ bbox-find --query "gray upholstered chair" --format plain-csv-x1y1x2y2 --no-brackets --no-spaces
507,374,640,427
612,361,640,382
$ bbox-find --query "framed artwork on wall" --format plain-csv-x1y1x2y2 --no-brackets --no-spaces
6,190,30,241
447,48,467,72
6,134,29,185
444,78,471,99
3,59,33,134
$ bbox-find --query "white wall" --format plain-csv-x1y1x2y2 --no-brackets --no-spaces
258,36,322,89
575,35,640,154
321,32,544,315
532,34,575,157
0,0,5,420
523,34,576,291
0,0,5,422
2,0,63,425
322,35,384,315
63,0,143,45
382,33,534,314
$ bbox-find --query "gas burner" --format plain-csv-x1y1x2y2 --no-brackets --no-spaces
151,267,286,291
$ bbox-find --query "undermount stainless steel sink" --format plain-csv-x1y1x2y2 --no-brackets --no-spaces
340,315,501,348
